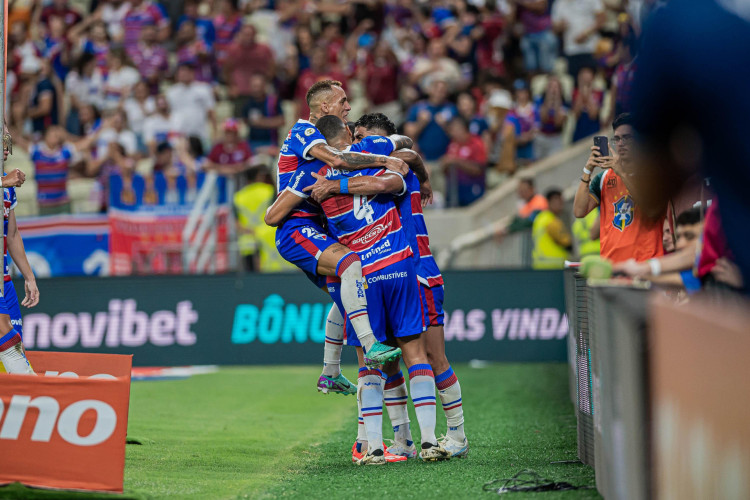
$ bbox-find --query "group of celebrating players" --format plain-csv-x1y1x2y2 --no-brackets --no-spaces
264,80,469,464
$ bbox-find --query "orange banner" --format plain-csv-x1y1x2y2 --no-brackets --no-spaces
0,352,132,493
26,351,133,378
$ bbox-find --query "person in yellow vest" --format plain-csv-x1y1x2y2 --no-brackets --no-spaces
234,166,273,271
572,207,600,259
532,188,572,269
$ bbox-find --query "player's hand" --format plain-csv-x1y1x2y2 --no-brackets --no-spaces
612,258,649,278
22,279,39,308
303,172,338,203
420,180,433,207
384,156,409,176
2,168,26,188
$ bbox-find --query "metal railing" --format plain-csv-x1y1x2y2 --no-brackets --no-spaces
565,271,653,499
563,269,596,468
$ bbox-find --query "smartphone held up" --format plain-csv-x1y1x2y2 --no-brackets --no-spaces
593,136,612,168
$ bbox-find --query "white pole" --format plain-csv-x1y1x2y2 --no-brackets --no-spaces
0,0,5,176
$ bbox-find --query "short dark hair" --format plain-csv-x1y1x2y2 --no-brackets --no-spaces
449,115,470,130
188,136,204,158
520,177,535,189
305,80,343,107
545,188,563,202
244,165,271,184
613,112,634,131
457,90,476,103
354,113,396,136
75,52,96,74
676,207,702,226
316,115,347,142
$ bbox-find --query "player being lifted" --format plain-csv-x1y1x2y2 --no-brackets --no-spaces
0,130,39,375
269,80,409,394
303,113,468,459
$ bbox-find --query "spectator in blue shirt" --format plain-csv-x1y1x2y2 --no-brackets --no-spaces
404,79,458,162
28,60,61,137
177,0,216,48
241,74,285,154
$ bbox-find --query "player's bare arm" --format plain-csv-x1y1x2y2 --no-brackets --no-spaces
6,211,39,308
389,134,414,151
1,169,25,188
391,149,428,183
264,190,305,227
308,143,409,175
391,149,433,206
303,172,405,203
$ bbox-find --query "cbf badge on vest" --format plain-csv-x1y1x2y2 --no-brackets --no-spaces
612,195,634,231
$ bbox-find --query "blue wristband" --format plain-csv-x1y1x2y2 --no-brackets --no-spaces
340,178,349,194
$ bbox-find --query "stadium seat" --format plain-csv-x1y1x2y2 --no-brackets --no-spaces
68,178,100,213
14,180,38,217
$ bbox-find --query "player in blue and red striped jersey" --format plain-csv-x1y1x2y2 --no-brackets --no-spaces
351,113,469,458
0,133,39,375
269,80,410,394
310,115,449,464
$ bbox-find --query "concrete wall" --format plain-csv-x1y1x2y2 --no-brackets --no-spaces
424,136,595,269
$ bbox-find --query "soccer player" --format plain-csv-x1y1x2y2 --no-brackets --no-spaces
352,113,469,458
268,80,409,394
0,133,38,375
313,115,450,464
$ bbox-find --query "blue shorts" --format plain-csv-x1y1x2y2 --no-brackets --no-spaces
328,258,427,347
420,283,445,327
275,218,337,289
0,280,23,336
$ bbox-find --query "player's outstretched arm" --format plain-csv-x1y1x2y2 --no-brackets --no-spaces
390,149,428,183
390,148,433,206
6,211,39,307
389,134,414,151
303,172,405,204
308,143,408,175
264,190,306,227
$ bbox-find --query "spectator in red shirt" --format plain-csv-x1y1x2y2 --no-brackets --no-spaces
359,39,400,122
294,47,347,119
441,116,488,207
206,119,253,176
224,22,275,116
40,0,82,31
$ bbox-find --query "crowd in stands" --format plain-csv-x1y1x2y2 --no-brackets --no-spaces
5,0,646,217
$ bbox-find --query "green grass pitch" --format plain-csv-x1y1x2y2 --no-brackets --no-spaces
0,363,598,499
